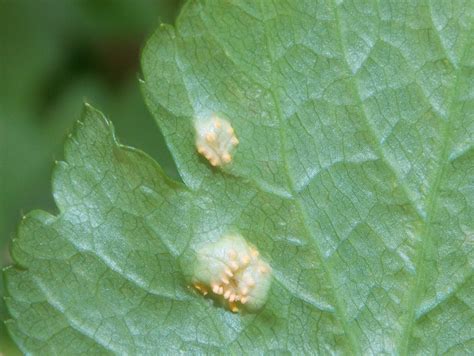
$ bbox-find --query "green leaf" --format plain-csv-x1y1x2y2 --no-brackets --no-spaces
0,0,182,351
5,0,474,354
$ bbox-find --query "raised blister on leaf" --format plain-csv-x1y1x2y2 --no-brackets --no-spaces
192,234,272,312
195,114,239,166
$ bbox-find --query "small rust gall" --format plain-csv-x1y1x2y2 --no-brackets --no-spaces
195,114,239,167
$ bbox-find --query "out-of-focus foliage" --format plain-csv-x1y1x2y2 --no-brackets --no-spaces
0,0,182,352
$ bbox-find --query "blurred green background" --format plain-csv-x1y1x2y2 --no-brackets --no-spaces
0,0,182,353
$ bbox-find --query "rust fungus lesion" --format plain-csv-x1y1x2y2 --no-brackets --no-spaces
192,234,272,313
195,114,239,167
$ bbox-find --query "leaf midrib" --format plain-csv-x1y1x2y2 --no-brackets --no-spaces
396,0,470,351
257,0,362,353
331,1,466,354
185,0,362,351
259,0,464,353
